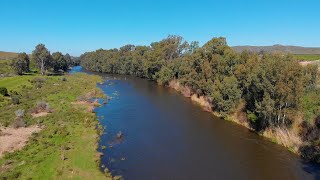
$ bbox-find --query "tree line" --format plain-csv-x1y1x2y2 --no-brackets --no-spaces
80,36,317,125
80,36,319,161
11,44,78,75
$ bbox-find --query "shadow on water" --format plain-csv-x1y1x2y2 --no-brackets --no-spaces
71,66,320,180
302,161,320,180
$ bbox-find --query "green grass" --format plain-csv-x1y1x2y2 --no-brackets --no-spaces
0,75,34,92
0,73,110,179
293,54,320,61
0,60,14,74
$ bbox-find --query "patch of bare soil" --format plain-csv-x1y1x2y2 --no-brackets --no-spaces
0,125,42,158
169,80,213,111
169,80,192,97
31,112,50,118
300,60,320,73
72,99,100,113
299,60,320,66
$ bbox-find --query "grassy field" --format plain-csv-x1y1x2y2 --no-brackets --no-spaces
0,51,18,60
293,54,320,61
0,60,14,75
0,73,111,179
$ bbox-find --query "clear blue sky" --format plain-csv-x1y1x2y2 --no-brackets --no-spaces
1,0,319,56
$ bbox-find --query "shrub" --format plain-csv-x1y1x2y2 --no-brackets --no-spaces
299,144,320,163
0,87,8,96
32,100,52,113
247,111,258,123
11,96,20,105
13,118,26,129
10,90,19,96
31,77,46,88
13,109,26,128
15,109,25,117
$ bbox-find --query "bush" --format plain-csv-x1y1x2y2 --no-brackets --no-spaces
12,118,26,128
10,90,19,96
0,87,8,96
247,111,258,123
13,109,26,128
11,96,20,105
299,144,320,163
15,109,25,117
32,100,52,113
31,77,46,88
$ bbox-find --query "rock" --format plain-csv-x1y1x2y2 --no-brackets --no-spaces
117,131,123,139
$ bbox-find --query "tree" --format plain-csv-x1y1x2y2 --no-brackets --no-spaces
32,44,51,75
64,53,72,67
52,52,68,72
11,52,30,75
210,75,242,113
155,66,174,85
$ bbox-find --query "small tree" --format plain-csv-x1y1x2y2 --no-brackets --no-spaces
11,52,30,75
64,53,72,67
32,44,51,75
52,52,68,72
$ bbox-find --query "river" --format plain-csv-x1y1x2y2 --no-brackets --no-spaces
71,66,320,180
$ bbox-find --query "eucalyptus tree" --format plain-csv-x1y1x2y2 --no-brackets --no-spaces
32,44,51,75
52,52,68,72
11,52,30,75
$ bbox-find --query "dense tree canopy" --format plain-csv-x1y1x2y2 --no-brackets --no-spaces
80,36,318,131
52,52,68,72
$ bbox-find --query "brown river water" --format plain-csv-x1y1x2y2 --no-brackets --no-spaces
72,66,320,180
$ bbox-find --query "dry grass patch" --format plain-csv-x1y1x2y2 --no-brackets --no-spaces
72,101,95,113
31,112,50,118
263,127,302,153
0,125,42,158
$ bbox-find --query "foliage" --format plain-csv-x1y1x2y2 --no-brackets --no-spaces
80,36,317,127
0,87,8,96
52,52,68,72
11,96,20,105
10,53,30,75
32,44,51,75
14,109,25,117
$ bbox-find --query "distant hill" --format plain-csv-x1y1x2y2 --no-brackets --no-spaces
0,51,18,60
232,45,320,55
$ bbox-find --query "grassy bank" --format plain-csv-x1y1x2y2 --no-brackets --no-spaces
0,73,110,179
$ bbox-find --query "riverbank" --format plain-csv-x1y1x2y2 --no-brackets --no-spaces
168,80,304,155
0,73,111,179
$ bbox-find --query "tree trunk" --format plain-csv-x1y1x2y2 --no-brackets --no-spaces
41,58,45,75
